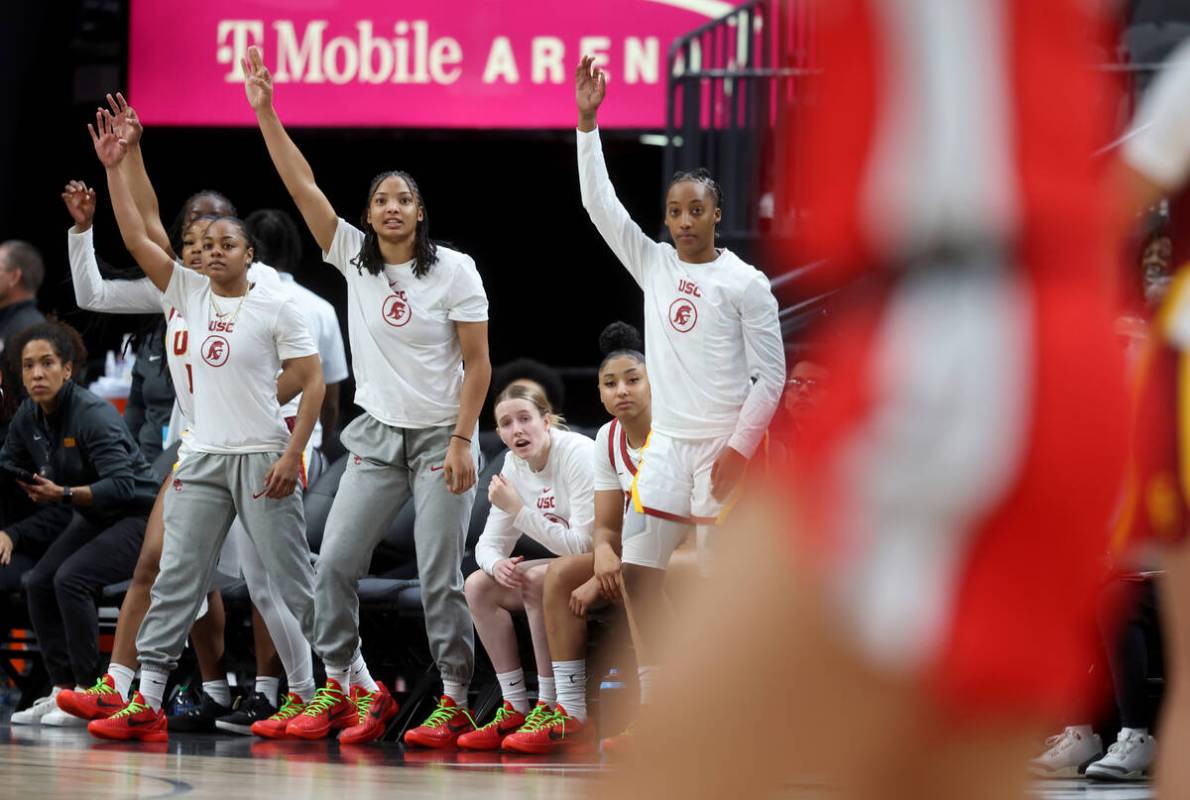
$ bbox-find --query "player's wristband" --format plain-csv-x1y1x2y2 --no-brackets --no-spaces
450,434,472,445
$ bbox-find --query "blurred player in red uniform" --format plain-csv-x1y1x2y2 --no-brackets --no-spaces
599,2,1131,798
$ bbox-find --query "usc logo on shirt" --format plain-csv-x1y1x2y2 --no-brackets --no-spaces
669,297,698,333
201,335,231,367
382,293,412,327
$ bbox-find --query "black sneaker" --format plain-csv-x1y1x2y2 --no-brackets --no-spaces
214,691,278,736
167,691,233,733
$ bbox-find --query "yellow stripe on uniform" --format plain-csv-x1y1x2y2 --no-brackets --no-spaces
629,431,654,515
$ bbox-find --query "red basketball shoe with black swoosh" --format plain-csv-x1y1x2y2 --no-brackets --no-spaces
57,674,127,720
403,695,475,749
501,704,592,754
456,700,529,751
250,692,306,739
87,692,168,742
339,682,399,745
286,679,357,740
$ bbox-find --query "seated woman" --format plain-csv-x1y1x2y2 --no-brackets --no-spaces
1,321,158,726
455,384,594,752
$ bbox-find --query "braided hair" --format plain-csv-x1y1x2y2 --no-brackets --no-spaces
350,170,439,279
666,167,724,240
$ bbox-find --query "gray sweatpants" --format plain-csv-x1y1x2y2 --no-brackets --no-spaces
314,413,477,683
136,452,316,673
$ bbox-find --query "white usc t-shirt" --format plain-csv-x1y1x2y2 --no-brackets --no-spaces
593,418,644,507
578,128,786,458
323,219,488,429
162,266,317,453
475,429,596,575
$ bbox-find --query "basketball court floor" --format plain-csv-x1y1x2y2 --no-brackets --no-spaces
0,723,1155,799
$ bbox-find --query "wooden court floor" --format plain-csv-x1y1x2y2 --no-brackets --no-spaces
0,723,1157,799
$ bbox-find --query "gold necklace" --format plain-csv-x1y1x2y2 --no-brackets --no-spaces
209,282,250,326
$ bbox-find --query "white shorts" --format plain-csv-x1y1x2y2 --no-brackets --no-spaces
630,432,732,525
620,504,692,570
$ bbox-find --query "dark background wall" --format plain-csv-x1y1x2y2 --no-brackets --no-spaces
0,0,674,427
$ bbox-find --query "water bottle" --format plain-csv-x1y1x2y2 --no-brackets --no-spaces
597,668,634,741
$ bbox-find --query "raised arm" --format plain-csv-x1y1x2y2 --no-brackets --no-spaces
575,55,656,285
243,46,337,253
90,112,175,292
63,180,164,313
105,93,175,258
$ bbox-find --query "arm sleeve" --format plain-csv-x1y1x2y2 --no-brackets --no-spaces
447,255,490,322
593,424,622,491
511,438,595,555
475,460,520,575
67,226,163,313
577,128,659,288
6,505,74,551
1123,38,1190,189
274,299,319,361
79,405,140,507
321,219,367,277
727,274,787,458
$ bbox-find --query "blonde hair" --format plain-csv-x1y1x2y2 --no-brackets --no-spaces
494,382,568,430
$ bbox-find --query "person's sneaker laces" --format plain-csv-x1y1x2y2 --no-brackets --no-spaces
56,675,126,721
87,691,168,742
403,695,475,749
456,701,528,751
502,703,591,754
1084,730,1156,782
339,682,399,745
215,691,278,736
286,680,356,740
250,692,305,739
1029,726,1104,778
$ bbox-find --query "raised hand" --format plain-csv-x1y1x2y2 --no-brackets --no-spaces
61,180,97,230
242,46,274,111
88,108,128,168
105,92,143,147
575,55,607,121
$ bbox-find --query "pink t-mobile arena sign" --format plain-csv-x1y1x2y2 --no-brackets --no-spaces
128,0,742,128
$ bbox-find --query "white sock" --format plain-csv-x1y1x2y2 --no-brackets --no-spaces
325,665,349,689
637,665,658,707
537,676,556,707
108,663,135,700
442,680,468,708
203,679,231,707
496,669,529,713
139,669,169,711
255,676,280,706
290,678,316,703
553,660,586,721
349,651,379,692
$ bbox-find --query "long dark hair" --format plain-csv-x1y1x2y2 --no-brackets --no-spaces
245,208,302,274
349,170,439,279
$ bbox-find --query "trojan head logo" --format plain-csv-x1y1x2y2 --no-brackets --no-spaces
668,298,698,333
382,294,412,328
201,334,231,367
173,479,183,492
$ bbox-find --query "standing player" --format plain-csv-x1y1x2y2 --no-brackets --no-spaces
520,322,651,754
456,384,595,752
575,54,785,720
243,45,490,746
85,113,325,742
597,3,1130,799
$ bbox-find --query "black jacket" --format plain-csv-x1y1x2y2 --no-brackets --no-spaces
0,381,158,548
0,300,45,354
124,332,175,469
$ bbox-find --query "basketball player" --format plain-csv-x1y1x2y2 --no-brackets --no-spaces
85,113,325,742
597,3,1129,799
514,322,651,754
243,45,489,746
575,54,785,730
456,384,594,752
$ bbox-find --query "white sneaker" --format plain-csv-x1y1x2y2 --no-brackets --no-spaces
40,707,86,727
1030,726,1104,778
1084,729,1156,781
10,689,62,726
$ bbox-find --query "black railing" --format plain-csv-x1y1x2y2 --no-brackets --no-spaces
664,0,816,248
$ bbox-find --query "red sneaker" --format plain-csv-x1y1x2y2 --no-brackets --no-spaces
250,692,306,739
286,680,356,740
403,695,475,749
456,701,528,751
339,682,399,745
87,692,168,742
502,704,592,754
57,674,127,721
600,721,636,757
